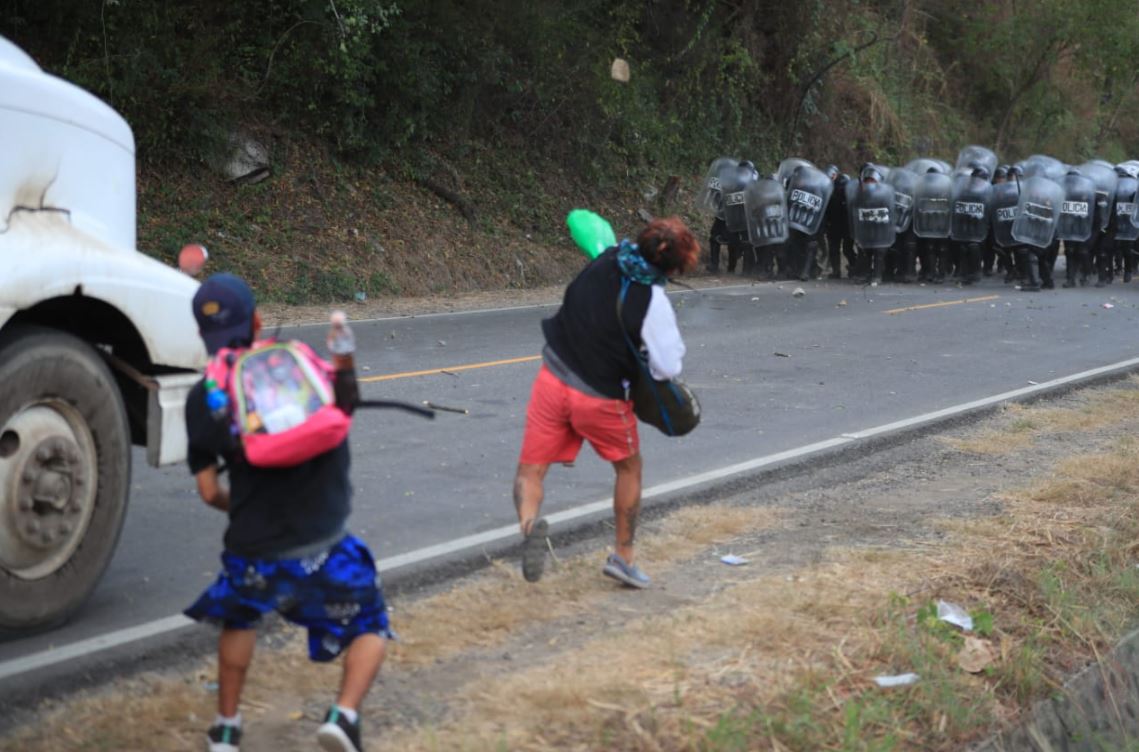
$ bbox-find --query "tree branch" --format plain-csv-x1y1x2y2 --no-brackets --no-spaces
418,177,477,223
785,31,885,148
995,37,1064,152
257,20,329,96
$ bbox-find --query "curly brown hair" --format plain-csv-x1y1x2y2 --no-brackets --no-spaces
635,217,701,276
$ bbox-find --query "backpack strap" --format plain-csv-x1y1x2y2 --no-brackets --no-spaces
204,347,240,404
616,275,676,435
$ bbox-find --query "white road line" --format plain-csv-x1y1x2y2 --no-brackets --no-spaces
840,356,1139,440
283,284,758,329
0,615,194,682
4,354,1138,683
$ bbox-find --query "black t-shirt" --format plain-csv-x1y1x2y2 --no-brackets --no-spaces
185,379,352,558
540,248,652,399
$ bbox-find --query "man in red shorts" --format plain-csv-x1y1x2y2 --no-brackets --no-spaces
514,217,699,587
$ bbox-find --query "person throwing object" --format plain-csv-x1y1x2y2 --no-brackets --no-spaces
183,273,389,752
513,218,699,588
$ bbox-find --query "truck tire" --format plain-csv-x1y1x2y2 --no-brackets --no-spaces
0,325,131,634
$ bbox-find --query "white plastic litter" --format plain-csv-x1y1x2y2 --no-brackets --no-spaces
720,554,749,566
1103,303,1115,309
792,287,806,297
937,600,973,631
874,673,919,687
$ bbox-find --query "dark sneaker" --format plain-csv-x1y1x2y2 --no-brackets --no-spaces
522,518,548,583
207,723,242,752
602,553,651,589
317,707,362,752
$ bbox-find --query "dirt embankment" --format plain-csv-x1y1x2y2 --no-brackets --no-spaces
7,380,1139,750
140,137,704,308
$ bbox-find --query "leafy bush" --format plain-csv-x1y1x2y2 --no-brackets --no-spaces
5,0,1139,176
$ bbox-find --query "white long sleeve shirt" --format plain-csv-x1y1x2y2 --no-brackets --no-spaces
640,285,685,380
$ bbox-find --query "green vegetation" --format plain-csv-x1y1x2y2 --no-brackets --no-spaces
5,1,1139,301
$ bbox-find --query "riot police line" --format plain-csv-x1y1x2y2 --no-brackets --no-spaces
698,147,1139,291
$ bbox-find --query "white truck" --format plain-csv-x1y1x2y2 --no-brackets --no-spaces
0,37,205,633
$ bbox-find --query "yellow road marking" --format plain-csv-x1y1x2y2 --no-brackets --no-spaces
361,294,1000,380
359,354,541,382
883,294,1000,315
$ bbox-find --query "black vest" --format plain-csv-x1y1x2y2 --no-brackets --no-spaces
542,249,653,399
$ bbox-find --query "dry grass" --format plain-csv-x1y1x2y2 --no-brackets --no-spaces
0,505,783,752
2,678,211,752
944,382,1139,455
381,561,894,751
377,388,1139,751
8,382,1139,751
381,452,1139,751
388,505,784,669
943,428,1035,456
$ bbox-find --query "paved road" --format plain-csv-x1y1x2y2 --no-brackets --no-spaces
4,274,1139,690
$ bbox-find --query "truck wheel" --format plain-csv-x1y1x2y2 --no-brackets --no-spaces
0,326,131,634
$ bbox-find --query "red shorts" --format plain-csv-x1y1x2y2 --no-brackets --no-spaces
519,365,639,464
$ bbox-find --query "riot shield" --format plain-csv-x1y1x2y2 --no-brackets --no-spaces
904,158,948,175
718,163,756,235
955,145,998,176
1056,171,1095,243
848,180,897,249
697,156,739,218
990,181,1020,248
949,172,993,243
1112,175,1139,242
744,177,789,247
912,171,954,239
777,157,817,186
1011,176,1063,248
886,168,918,233
1021,155,1067,181
1079,161,1119,232
1117,162,1139,179
785,165,833,236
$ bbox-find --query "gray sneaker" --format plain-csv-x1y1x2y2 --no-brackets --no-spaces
521,518,548,582
602,553,651,588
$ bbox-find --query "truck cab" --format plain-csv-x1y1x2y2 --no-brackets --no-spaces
0,36,205,633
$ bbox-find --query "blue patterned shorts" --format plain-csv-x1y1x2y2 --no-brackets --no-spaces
184,534,392,662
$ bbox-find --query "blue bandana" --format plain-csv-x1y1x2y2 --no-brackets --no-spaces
616,239,665,286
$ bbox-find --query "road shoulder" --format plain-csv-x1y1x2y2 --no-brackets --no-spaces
6,378,1139,751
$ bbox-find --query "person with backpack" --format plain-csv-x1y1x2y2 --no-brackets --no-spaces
183,273,388,752
513,217,700,589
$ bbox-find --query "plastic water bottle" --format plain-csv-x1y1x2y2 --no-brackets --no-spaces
327,311,359,413
205,378,228,419
326,311,356,370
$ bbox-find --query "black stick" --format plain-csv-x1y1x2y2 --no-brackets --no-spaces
356,399,436,419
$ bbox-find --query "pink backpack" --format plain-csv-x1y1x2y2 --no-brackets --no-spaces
205,340,352,468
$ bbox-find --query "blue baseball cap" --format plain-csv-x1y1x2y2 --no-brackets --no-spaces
192,273,256,354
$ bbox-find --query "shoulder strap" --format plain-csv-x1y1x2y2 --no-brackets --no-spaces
615,276,640,359
616,276,677,434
